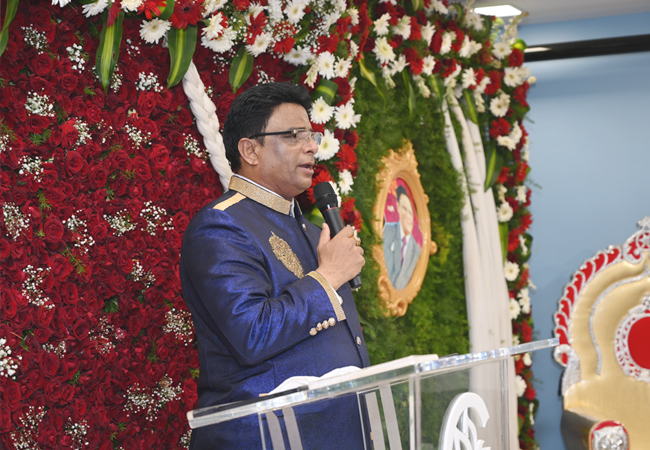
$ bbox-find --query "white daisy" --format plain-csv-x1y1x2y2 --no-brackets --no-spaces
334,102,361,129
516,185,527,203
334,57,352,79
379,0,397,5
121,0,143,13
460,37,481,58
382,66,396,88
473,91,486,113
492,41,512,60
504,260,520,282
414,75,431,98
475,75,490,95
510,121,522,145
509,297,521,319
317,51,336,79
461,68,476,89
519,234,529,256
52,0,72,6
464,11,484,31
203,13,226,39
338,169,354,195
201,28,236,53
504,67,524,87
82,0,108,17
515,375,527,397
310,98,334,124
425,0,448,14
283,46,312,66
440,31,455,55
518,287,531,314
392,16,411,40
421,56,436,76
204,0,228,15
523,353,532,366
304,63,319,88
247,5,266,23
497,202,513,222
497,135,516,150
489,91,510,117
315,129,339,161
246,33,272,57
389,54,408,76
285,0,307,24
349,41,359,59
348,7,360,26
140,19,171,44
421,23,435,46
496,184,507,202
521,136,530,160
374,13,391,36
443,64,461,87
373,37,395,65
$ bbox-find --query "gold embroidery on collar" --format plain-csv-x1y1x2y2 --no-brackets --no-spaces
269,232,304,279
229,177,292,215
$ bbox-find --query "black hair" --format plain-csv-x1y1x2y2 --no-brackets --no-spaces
222,82,313,172
396,185,408,201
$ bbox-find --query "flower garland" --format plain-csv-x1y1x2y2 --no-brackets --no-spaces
0,0,537,448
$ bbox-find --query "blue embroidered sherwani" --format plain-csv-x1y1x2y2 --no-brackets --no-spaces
180,176,370,450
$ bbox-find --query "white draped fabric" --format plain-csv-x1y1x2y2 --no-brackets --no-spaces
442,96,518,448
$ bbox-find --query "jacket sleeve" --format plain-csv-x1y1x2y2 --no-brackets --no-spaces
180,209,345,367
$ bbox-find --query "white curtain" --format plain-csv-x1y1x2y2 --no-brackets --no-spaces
441,95,518,448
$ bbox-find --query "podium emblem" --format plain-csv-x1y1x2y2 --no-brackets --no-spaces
439,392,491,450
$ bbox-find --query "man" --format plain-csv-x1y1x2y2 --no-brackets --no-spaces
179,82,370,449
383,185,421,290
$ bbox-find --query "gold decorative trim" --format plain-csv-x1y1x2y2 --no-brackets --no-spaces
269,232,304,279
307,271,346,322
229,176,292,215
373,141,437,317
213,193,246,211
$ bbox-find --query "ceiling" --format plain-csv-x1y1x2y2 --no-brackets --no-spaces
471,0,650,24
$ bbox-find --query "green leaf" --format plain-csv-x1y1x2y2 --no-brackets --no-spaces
229,46,254,93
411,0,424,11
427,74,445,102
167,24,198,88
158,0,175,21
462,89,479,124
0,0,19,58
96,11,124,92
484,142,505,191
311,79,338,105
402,70,416,116
307,206,324,228
358,56,387,105
499,222,509,263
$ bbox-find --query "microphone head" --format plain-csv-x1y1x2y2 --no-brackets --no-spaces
313,182,338,211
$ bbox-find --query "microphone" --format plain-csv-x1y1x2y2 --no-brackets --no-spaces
313,182,362,290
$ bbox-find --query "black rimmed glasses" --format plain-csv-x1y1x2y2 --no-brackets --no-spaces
249,129,323,145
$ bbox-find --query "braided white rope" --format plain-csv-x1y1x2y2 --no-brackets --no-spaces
182,61,233,191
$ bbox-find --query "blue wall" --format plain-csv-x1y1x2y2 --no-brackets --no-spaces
517,12,650,450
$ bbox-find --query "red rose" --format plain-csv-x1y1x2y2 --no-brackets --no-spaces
509,48,524,67
149,144,170,170
65,150,87,176
133,155,152,181
40,351,60,378
72,97,87,117
25,115,52,134
489,118,511,138
0,401,11,432
137,91,157,117
33,327,54,344
84,104,103,125
88,161,109,189
49,254,74,281
29,52,54,76
0,239,10,260
108,270,125,293
1,290,17,319
30,76,53,95
60,383,75,404
44,378,63,403
59,73,79,92
3,380,22,411
172,211,190,233
72,319,89,340
44,215,65,244
524,386,536,401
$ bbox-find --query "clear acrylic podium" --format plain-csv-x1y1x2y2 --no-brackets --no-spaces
188,338,558,450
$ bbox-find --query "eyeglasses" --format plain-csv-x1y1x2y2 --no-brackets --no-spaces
249,129,323,145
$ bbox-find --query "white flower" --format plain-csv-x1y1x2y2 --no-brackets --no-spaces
443,64,461,87
246,33,272,57
304,63,319,88
52,0,72,6
421,56,436,76
201,28,236,53
492,41,512,60
512,334,520,346
283,46,312,66
489,91,510,117
516,185,527,203
461,68,476,89
392,16,411,40
121,0,143,13
348,7,360,26
204,0,227,15
425,0,448,15
389,54,408,76
475,75,490,95
523,353,532,367
473,91,485,113
310,98,334,124
315,129,339,161
382,65,396,88
528,75,537,85
519,234,529,256
247,5,266,23
421,23,435,46
349,41,359,59
497,202,513,222
317,51,336,79
518,287,531,313
414,75,431,98
510,121,522,145
529,402,535,425
515,375,527,397
329,181,342,208
285,0,307,24
504,260,520,282
379,0,397,5
504,67,523,87
496,184,507,202
203,13,226,39
82,0,108,17
373,37,395,65
509,297,521,319
521,136,530,160
140,19,171,44
374,14,391,37
338,169,354,195
464,11,484,31
497,135,516,150
334,102,361,129
334,57,352,79
440,31,455,55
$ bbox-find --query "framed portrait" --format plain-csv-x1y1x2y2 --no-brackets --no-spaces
373,141,437,316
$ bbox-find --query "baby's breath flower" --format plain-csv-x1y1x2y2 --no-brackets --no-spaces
22,26,48,50
25,92,55,117
22,265,53,309
0,338,22,379
3,203,29,239
104,210,136,236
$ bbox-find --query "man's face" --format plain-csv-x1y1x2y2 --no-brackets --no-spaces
254,103,317,200
397,193,414,236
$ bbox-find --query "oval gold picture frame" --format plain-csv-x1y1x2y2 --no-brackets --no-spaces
373,141,437,316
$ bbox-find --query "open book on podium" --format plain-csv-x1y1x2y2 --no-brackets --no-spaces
188,338,558,450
